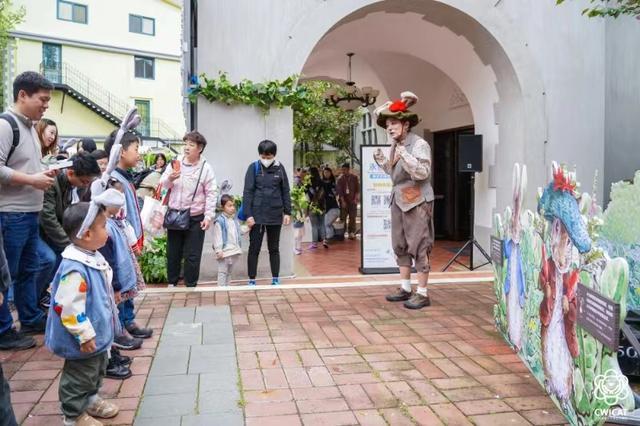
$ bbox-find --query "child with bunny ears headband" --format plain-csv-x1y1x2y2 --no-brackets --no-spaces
44,186,125,425
95,108,154,347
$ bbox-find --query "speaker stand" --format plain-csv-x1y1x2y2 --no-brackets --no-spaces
442,173,492,272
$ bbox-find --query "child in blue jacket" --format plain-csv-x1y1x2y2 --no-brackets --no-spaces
45,191,123,426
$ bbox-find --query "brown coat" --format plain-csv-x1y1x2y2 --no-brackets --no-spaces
539,246,580,358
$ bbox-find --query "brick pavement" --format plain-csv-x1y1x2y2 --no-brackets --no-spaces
2,280,568,425
295,239,474,276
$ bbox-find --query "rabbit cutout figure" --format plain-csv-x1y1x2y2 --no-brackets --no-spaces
504,163,527,351
538,162,588,404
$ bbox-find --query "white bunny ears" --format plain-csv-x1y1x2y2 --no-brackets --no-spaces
217,180,233,206
75,189,125,239
75,107,141,239
512,163,528,212
400,91,419,107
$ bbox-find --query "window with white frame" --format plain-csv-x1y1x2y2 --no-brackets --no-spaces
361,112,378,145
57,0,87,24
129,14,155,36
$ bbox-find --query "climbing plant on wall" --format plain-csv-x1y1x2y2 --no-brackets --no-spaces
188,72,310,113
556,0,640,18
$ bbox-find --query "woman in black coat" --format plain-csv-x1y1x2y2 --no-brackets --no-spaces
242,140,291,286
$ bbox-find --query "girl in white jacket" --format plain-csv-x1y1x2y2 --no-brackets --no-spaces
212,195,247,286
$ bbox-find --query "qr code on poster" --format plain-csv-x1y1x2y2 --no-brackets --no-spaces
383,218,392,230
384,194,392,205
371,195,382,207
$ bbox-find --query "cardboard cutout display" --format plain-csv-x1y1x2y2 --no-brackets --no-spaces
493,162,635,425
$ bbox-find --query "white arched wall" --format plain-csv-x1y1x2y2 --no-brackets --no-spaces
299,11,502,229
269,1,548,210
266,0,548,250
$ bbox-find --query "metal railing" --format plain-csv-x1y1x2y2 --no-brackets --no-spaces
40,62,181,142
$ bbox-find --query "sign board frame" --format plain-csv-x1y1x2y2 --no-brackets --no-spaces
576,282,621,351
359,144,399,274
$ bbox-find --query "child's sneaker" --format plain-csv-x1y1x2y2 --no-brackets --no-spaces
271,278,280,286
112,334,142,351
65,413,103,426
309,243,318,249
248,279,257,286
86,395,119,419
294,248,302,255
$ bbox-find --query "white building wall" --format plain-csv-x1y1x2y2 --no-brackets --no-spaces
11,0,185,136
13,0,181,57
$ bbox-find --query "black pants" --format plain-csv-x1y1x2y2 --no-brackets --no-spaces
0,363,17,426
167,215,205,286
340,202,358,234
247,224,281,279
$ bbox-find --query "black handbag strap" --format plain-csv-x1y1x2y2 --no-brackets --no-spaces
190,160,207,202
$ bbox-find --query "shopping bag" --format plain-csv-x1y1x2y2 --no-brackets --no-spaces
140,196,167,237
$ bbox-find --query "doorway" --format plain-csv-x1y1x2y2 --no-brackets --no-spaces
432,126,474,241
134,99,151,137
42,43,62,83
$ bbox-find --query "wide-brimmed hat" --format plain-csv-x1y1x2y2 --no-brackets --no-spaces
375,91,421,129
537,164,592,254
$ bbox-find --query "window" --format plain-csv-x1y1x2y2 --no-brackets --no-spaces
129,14,155,36
134,100,151,136
42,43,62,84
361,112,378,145
134,56,155,79
57,0,87,24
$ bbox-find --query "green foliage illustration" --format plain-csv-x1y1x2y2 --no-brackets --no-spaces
599,171,640,311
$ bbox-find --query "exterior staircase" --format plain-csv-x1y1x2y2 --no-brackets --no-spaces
40,62,181,145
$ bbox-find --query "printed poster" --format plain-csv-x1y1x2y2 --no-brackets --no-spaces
360,145,397,273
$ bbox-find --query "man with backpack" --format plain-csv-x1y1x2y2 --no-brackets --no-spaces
0,71,56,350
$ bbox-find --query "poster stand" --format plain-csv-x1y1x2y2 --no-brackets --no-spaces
359,144,401,275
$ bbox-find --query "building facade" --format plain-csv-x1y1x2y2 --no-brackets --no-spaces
4,0,185,143
186,0,640,278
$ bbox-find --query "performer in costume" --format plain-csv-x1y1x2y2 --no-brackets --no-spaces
373,91,434,310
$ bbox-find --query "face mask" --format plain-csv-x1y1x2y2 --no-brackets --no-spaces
260,158,274,168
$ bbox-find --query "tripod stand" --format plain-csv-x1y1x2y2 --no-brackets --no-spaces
442,173,492,272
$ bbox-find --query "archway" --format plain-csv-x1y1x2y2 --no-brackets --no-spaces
285,0,547,275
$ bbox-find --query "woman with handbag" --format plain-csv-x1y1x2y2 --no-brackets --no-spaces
160,132,218,287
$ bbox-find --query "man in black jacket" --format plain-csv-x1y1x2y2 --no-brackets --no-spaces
243,140,292,286
0,216,18,425
40,152,100,254
37,153,100,305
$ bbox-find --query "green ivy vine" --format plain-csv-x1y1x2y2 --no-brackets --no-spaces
188,72,311,113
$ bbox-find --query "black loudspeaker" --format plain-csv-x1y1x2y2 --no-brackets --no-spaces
458,135,483,173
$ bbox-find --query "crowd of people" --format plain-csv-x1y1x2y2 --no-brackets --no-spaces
0,71,366,425
292,163,360,255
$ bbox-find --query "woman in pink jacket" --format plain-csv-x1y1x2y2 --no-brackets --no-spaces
160,131,218,287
